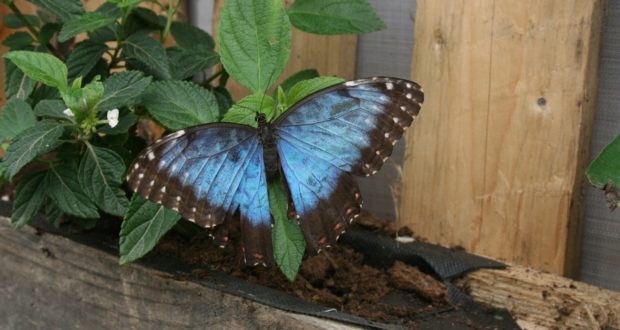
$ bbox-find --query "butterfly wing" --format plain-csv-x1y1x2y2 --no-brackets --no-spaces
274,77,423,251
126,124,273,265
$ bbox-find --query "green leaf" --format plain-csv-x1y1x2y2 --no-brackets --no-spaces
46,165,99,218
587,134,620,188
58,12,117,42
4,59,36,100
141,80,219,130
11,171,48,229
2,32,34,50
4,51,68,90
119,195,182,265
213,86,234,116
122,33,171,80
0,98,36,140
61,77,104,112
67,41,108,80
170,21,215,51
222,93,274,127
39,23,61,46
287,0,385,35
167,47,219,80
34,99,70,120
3,121,64,179
45,200,65,228
95,2,122,18
28,0,85,22
286,76,343,106
78,144,128,216
269,179,305,282
218,0,292,93
108,0,143,8
97,71,152,111
279,69,319,94
3,14,40,29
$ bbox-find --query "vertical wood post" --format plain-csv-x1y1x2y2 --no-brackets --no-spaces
401,0,604,275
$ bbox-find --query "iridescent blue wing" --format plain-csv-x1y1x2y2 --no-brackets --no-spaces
274,77,423,251
126,124,273,265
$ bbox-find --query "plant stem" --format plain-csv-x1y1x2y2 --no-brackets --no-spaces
161,0,181,42
203,69,223,86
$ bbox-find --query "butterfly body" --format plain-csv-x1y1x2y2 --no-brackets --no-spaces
127,77,424,266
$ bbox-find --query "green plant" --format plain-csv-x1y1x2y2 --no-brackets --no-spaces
587,135,620,210
0,0,384,281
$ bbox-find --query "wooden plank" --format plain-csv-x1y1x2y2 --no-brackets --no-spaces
0,217,359,329
212,0,357,101
400,0,604,275
456,264,620,329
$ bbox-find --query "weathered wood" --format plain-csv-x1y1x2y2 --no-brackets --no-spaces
212,0,357,101
456,264,620,329
400,0,605,275
0,217,359,330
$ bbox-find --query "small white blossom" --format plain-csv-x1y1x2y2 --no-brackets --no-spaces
63,108,75,118
107,109,119,128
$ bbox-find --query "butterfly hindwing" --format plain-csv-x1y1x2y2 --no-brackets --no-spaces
127,124,273,265
274,77,424,251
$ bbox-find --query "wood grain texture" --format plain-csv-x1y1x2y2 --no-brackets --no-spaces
212,0,357,101
400,0,604,275
457,264,620,329
0,217,359,330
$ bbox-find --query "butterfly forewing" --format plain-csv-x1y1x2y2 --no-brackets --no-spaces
274,77,424,252
126,124,273,265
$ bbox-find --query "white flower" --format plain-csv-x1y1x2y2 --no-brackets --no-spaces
63,108,75,118
107,109,119,128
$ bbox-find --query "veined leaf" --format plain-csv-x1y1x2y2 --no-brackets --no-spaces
3,14,40,29
170,22,215,51
3,121,64,179
4,51,68,90
11,171,48,229
28,0,84,22
2,32,34,50
119,195,181,265
279,69,319,94
0,98,36,140
4,59,36,100
78,144,129,216
46,164,99,218
287,0,385,35
67,41,108,79
34,99,71,120
269,179,305,282
141,80,219,130
588,134,620,188
167,47,219,80
286,76,343,106
97,71,152,112
122,33,171,80
218,0,291,93
222,93,274,127
58,12,117,42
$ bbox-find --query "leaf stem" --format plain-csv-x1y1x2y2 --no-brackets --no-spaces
203,69,223,86
161,0,181,42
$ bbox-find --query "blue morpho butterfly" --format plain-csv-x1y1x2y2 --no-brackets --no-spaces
127,77,424,266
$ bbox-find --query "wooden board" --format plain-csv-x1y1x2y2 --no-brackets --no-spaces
400,0,604,276
212,0,357,101
0,217,360,330
457,264,620,329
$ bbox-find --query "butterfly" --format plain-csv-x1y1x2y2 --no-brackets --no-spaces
127,77,424,266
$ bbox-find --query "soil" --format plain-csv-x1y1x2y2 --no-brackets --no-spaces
154,211,513,329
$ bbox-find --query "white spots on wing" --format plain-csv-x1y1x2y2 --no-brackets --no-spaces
159,160,166,167
396,236,416,244
133,163,139,170
138,173,144,179
391,140,398,146
207,214,212,219
385,82,394,90
353,213,360,219
384,132,390,138
393,117,399,123
371,170,377,175
364,118,372,125
172,206,179,211
171,164,177,172
400,105,406,111
176,196,182,202
406,93,412,99
371,77,378,81
375,150,381,155
149,180,155,187
160,186,166,193
364,163,370,169
383,157,389,162
192,207,197,213
344,81,356,86
406,82,412,89
188,217,195,222
147,151,155,160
